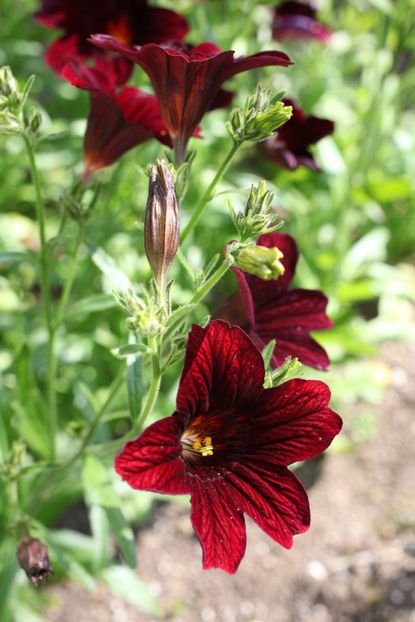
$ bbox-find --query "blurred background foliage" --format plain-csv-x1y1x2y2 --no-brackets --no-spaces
0,0,414,618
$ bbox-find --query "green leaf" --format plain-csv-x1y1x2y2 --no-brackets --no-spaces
127,354,143,422
0,251,33,265
101,566,162,616
111,343,148,359
66,294,117,318
82,456,136,568
165,303,196,334
106,507,137,568
88,504,111,570
261,339,276,370
89,245,132,292
267,356,303,388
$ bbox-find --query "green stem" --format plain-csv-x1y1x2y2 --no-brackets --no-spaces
66,369,125,467
23,133,57,457
134,337,161,434
22,133,52,331
176,247,195,284
181,140,241,243
53,224,84,330
190,260,230,305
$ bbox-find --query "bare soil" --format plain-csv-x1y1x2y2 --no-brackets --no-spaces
44,342,415,622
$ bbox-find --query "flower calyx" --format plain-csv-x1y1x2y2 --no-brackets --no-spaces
226,84,292,145
230,243,285,281
230,181,283,242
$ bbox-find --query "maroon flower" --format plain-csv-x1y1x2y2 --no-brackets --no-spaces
34,0,189,72
263,98,334,171
273,1,332,43
90,36,292,162
116,320,341,573
220,233,333,370
61,58,172,179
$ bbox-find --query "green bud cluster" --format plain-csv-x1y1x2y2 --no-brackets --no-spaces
226,84,292,145
0,67,42,140
230,180,283,242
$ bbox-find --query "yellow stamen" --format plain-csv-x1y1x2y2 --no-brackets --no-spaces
191,436,214,457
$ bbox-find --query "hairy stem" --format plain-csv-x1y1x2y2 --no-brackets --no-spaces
23,133,56,457
191,260,230,305
135,336,161,434
181,140,241,243
54,224,84,330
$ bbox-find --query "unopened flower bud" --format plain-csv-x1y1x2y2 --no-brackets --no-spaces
234,245,285,280
144,160,179,293
17,536,53,587
29,111,42,133
0,66,19,98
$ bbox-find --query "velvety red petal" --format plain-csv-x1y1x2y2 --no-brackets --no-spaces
275,1,318,19
255,287,333,331
223,462,310,547
137,7,189,44
263,140,300,170
302,117,335,144
253,287,333,369
83,92,155,177
61,60,109,92
115,87,172,146
239,233,298,306
45,35,87,72
273,3,332,43
176,320,265,417
269,334,330,370
231,269,255,327
189,469,246,573
248,379,342,464
114,415,190,495
209,88,235,111
227,50,292,79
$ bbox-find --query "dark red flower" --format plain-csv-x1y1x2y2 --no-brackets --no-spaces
34,0,189,72
263,98,334,171
220,233,333,370
61,58,172,178
115,320,342,573
90,36,292,162
273,1,332,43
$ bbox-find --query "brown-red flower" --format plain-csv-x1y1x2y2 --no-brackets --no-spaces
115,320,342,573
90,36,292,162
273,1,332,43
220,232,333,370
34,0,189,72
61,58,172,179
263,98,334,171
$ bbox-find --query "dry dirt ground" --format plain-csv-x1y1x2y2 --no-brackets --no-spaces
44,342,415,622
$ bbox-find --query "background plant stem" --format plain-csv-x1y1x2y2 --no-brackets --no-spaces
181,140,241,242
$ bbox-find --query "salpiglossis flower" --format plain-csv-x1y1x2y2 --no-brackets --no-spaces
115,320,342,573
34,0,189,72
273,1,332,43
90,36,292,162
220,232,333,370
263,98,334,171
61,58,172,179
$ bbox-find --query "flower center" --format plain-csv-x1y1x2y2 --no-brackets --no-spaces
192,436,214,457
106,15,133,45
181,433,214,462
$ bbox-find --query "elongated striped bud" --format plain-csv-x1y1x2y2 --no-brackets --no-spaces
144,160,179,293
